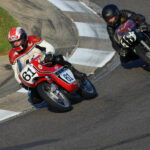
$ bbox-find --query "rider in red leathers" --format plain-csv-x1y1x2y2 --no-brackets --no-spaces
8,27,86,104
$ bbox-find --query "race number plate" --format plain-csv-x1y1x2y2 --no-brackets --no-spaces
60,69,75,84
20,64,38,84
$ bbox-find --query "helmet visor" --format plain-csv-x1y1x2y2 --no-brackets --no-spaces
108,16,116,23
13,39,22,47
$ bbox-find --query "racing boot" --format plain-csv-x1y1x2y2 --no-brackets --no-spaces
62,60,87,80
30,89,44,104
69,65,87,81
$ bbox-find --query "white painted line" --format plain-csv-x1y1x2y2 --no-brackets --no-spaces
78,1,97,14
48,0,95,13
74,22,109,39
17,88,28,93
0,109,20,122
69,48,115,67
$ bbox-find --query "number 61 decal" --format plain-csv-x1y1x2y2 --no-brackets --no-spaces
20,65,37,84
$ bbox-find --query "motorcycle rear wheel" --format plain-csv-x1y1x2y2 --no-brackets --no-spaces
79,78,97,99
37,82,72,112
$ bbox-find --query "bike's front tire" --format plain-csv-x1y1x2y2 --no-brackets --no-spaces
36,82,72,112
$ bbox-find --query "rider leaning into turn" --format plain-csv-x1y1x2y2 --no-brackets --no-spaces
8,27,86,104
102,4,150,63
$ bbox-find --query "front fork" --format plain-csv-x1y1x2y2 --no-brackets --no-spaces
45,76,59,93
140,40,150,58
140,40,150,51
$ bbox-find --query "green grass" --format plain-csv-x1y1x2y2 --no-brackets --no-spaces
0,7,20,55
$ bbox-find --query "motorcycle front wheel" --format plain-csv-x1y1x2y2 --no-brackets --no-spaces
136,43,150,65
136,33,150,65
36,82,72,112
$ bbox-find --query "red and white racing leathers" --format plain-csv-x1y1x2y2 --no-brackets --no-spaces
9,35,55,84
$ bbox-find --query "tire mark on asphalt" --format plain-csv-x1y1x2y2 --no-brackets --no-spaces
0,73,13,88
0,139,60,150
98,133,150,150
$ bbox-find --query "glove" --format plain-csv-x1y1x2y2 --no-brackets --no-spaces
44,54,53,63
139,22,148,32
120,31,136,48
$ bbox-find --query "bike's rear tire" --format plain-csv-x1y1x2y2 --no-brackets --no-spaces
79,78,97,99
36,82,72,112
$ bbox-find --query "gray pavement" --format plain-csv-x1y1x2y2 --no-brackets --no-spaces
1,62,150,150
0,56,19,98
0,0,150,150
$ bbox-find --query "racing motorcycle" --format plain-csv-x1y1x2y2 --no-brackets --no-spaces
19,55,97,112
115,19,150,65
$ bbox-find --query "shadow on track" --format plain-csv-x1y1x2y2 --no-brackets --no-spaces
121,59,150,72
98,133,150,150
28,92,98,113
0,139,60,150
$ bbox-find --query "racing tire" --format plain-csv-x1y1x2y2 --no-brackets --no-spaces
36,82,72,112
136,44,150,65
136,33,150,65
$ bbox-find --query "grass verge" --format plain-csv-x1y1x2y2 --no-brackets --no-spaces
0,7,20,55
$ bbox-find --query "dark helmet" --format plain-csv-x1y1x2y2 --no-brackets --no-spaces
102,4,120,26
8,27,28,53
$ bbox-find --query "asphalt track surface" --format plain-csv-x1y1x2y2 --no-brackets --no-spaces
1,0,150,150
